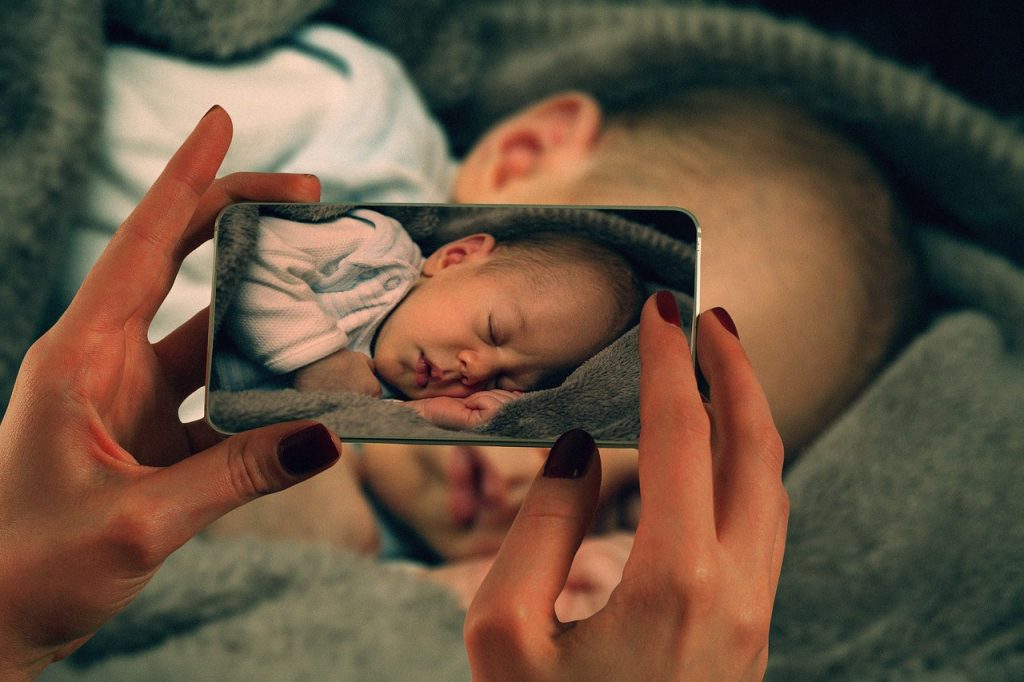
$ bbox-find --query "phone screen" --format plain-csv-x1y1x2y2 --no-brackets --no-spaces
206,202,699,447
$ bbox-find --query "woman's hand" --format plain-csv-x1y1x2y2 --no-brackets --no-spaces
0,107,342,679
464,294,789,680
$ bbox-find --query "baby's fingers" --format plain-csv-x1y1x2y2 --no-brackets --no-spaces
464,389,521,409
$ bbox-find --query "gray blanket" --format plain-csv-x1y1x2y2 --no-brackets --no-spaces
3,1,1020,680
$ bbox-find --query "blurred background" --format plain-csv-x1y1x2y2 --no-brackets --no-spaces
746,0,1024,114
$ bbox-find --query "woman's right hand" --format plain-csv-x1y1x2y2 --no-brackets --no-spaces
0,107,341,679
464,295,789,680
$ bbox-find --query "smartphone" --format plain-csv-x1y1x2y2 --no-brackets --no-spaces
206,203,700,447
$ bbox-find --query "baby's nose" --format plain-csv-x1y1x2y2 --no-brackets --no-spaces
458,351,494,386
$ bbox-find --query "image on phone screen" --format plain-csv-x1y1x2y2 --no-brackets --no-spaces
206,202,699,447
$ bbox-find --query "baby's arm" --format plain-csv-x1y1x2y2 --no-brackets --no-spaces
292,348,382,397
229,226,351,374
407,389,522,430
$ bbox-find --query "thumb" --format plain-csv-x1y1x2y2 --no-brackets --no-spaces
465,429,601,658
141,422,340,555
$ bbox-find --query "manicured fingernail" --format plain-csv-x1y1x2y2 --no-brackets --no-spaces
278,424,340,476
710,307,739,339
543,429,596,479
203,104,223,119
655,290,681,327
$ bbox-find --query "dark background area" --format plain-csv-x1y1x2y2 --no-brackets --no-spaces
746,0,1024,116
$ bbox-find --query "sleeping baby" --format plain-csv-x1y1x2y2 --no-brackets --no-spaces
76,21,915,447
212,208,644,430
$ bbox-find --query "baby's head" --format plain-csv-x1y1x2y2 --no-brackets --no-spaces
454,88,920,450
372,229,644,399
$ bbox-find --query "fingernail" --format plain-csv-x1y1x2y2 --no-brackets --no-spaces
655,290,681,327
203,104,223,119
710,307,739,339
303,173,318,180
543,429,596,479
278,424,340,476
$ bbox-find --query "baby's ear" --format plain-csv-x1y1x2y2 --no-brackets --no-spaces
454,92,603,199
422,233,496,275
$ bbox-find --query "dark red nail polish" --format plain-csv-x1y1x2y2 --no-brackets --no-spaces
278,424,339,476
543,429,596,479
655,290,681,327
203,104,223,119
710,307,739,339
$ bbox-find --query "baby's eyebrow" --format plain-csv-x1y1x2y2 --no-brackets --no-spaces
493,303,527,345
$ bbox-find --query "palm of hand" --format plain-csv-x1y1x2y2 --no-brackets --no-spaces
1,326,180,660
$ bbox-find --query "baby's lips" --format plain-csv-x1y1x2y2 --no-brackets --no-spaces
416,352,430,388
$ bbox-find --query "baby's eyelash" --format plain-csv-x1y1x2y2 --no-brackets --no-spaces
488,314,498,345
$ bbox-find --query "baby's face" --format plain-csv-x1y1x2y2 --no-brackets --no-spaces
373,259,615,399
359,443,638,560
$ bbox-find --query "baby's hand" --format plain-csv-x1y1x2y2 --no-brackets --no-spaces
292,349,382,397
409,389,523,430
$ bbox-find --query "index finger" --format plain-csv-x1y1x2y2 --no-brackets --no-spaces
631,292,715,563
68,106,231,331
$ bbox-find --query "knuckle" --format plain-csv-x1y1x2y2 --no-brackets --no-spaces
642,403,710,445
729,600,773,651
518,491,585,530
22,335,51,368
205,176,236,203
217,171,244,188
657,553,720,614
225,436,279,501
102,498,167,570
18,337,62,392
751,423,785,474
464,603,530,660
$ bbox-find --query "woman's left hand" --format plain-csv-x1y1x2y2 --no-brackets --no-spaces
0,107,342,678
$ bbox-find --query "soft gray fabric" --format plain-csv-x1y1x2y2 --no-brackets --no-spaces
0,1,104,406
208,203,695,443
4,1,1022,680
41,537,471,681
